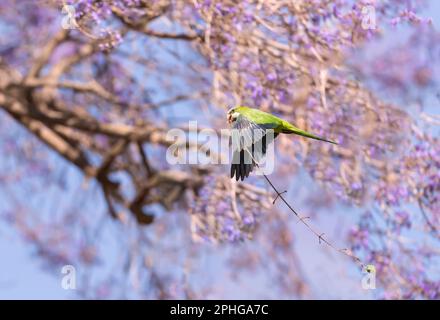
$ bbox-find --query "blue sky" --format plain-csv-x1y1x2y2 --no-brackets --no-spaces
0,1,439,299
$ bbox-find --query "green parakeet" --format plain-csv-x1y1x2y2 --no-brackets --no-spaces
227,106,337,181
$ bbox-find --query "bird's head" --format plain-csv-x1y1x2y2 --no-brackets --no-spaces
227,107,240,124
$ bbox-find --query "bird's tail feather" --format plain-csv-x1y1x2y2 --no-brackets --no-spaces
282,126,337,145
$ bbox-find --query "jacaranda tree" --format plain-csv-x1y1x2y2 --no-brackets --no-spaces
0,0,438,299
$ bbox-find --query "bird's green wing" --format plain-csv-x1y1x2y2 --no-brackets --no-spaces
230,114,278,181
237,107,337,144
235,107,282,130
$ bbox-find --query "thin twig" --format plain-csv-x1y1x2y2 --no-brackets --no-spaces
240,139,363,266
418,199,438,236
260,168,364,268
137,142,153,176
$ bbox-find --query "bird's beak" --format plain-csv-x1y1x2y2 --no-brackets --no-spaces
227,114,232,124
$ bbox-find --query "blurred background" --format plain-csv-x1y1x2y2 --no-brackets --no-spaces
0,0,439,299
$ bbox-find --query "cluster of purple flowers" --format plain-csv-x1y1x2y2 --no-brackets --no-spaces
190,175,270,243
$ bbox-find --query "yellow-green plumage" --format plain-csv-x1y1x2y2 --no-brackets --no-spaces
233,106,337,144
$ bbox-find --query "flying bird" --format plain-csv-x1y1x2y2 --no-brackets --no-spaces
227,106,337,181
